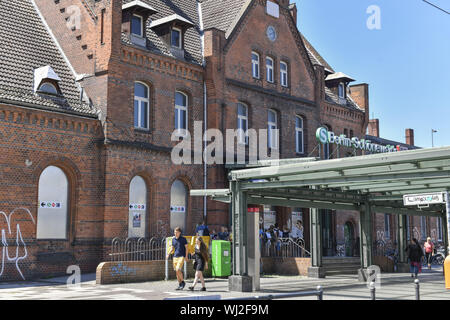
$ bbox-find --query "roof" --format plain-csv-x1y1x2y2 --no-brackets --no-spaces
149,14,194,29
324,87,363,112
0,0,97,117
201,0,250,34
325,72,356,82
122,0,203,65
122,0,157,13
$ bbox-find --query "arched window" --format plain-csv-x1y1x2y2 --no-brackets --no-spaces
251,52,260,79
266,57,274,83
268,109,278,149
295,116,304,154
38,82,59,95
170,180,187,232
128,176,147,238
237,103,248,145
175,92,188,135
37,166,69,239
134,82,149,129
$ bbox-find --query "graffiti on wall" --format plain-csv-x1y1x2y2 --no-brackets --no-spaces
110,263,137,277
0,208,35,280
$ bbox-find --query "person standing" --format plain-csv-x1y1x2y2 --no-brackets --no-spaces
406,238,424,278
195,220,210,236
166,227,189,290
189,237,209,291
423,237,435,270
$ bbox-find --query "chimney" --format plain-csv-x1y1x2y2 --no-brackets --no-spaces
368,119,380,137
405,129,415,146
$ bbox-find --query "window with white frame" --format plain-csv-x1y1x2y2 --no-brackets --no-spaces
134,82,149,129
170,180,187,231
384,214,390,239
266,57,274,83
280,61,288,87
338,83,345,98
295,116,304,154
252,52,260,79
237,103,248,145
131,14,144,37
268,109,278,149
420,216,427,240
171,27,182,48
175,91,188,134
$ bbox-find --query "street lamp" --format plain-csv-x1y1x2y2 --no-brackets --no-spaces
432,129,438,147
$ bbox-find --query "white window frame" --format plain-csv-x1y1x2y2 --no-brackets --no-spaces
175,91,188,136
237,103,248,145
252,52,260,79
171,27,182,49
134,81,150,130
280,61,288,87
295,116,304,154
268,109,278,149
266,57,274,83
338,82,345,98
131,14,144,37
384,214,391,239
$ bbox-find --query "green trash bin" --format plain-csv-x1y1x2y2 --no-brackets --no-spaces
211,240,231,277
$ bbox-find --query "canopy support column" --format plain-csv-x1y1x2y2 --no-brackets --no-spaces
229,181,252,292
397,214,409,272
308,207,325,278
358,202,373,281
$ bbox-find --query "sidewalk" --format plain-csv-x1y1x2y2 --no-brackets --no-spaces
0,266,447,300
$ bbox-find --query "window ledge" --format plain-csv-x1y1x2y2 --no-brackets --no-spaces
134,127,152,134
130,34,146,47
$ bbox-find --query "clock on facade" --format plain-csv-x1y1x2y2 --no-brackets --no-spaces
266,26,277,42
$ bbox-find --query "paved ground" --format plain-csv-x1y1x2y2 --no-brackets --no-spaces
0,266,448,300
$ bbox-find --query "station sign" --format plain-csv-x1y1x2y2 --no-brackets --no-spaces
403,192,446,206
316,127,399,153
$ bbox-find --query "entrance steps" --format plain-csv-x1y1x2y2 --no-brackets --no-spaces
322,257,361,276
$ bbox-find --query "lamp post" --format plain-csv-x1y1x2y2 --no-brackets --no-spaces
432,129,437,147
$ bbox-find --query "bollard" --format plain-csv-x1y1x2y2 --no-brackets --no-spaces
415,279,420,300
370,281,376,300
317,285,323,300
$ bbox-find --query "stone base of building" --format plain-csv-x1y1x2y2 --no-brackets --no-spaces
228,275,253,292
307,266,326,278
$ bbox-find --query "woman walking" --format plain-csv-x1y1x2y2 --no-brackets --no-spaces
189,236,209,291
406,238,424,278
423,237,435,270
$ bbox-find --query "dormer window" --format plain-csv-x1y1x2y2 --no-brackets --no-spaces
131,14,144,37
34,66,62,96
338,83,345,98
171,27,182,48
122,0,157,47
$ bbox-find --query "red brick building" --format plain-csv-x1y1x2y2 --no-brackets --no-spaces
0,0,439,281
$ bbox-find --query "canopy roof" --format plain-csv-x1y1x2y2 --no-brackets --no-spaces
192,146,450,217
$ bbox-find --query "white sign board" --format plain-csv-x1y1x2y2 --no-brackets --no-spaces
266,1,279,18
403,192,445,206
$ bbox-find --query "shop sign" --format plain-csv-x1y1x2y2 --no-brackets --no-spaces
403,193,445,206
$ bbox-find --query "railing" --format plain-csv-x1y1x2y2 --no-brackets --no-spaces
110,237,167,262
260,238,311,258
224,286,323,300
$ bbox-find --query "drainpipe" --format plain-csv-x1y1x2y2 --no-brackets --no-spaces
198,1,207,222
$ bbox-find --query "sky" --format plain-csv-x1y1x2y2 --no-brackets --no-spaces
294,0,450,148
